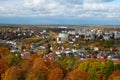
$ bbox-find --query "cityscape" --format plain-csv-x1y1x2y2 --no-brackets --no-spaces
0,0,120,80
0,25,120,80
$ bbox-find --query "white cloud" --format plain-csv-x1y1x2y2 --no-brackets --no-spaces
0,0,119,19
24,0,45,8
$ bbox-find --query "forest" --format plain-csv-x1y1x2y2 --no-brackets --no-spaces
0,48,120,80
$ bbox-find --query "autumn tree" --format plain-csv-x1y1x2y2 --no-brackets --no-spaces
26,58,48,80
68,69,89,80
6,53,21,67
0,48,11,59
0,59,8,79
48,68,63,80
29,54,41,61
43,59,56,69
2,66,21,80
20,60,33,80
108,70,120,80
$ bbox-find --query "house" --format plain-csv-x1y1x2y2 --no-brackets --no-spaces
84,32,93,40
103,33,110,40
21,51,30,58
94,46,99,51
114,31,120,39
57,33,69,43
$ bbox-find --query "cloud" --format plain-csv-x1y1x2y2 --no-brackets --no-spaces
103,0,114,2
0,0,120,19
84,0,114,3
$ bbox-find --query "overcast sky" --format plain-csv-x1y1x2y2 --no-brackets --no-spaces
0,0,120,25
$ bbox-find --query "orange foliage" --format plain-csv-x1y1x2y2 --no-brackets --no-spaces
0,48,11,58
68,69,89,80
48,68,63,80
20,60,33,80
28,54,41,61
0,59,8,79
26,58,49,80
20,60,32,71
108,70,120,80
2,66,21,80
44,59,56,69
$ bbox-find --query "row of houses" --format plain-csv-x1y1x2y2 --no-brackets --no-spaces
0,28,47,40
57,28,120,43
0,27,119,61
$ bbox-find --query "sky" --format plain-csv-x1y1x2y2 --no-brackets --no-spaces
0,0,120,25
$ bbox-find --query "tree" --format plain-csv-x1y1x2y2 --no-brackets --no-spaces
20,60,33,80
0,59,8,79
29,54,41,61
6,53,21,67
108,70,120,80
103,60,114,79
2,66,21,80
48,68,63,80
57,57,78,72
26,58,48,80
0,48,11,59
68,69,88,80
77,59,114,80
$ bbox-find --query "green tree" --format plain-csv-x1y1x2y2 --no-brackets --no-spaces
7,53,21,67
57,57,78,71
77,59,114,80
